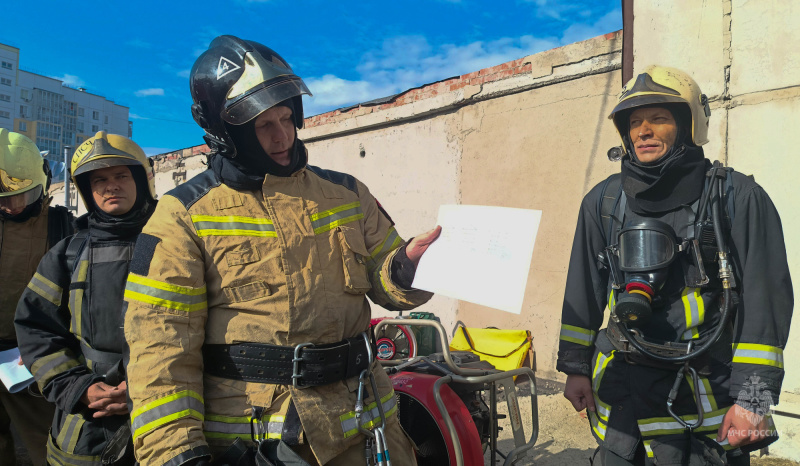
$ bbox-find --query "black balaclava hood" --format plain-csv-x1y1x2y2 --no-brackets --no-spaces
619,103,708,214
81,165,156,240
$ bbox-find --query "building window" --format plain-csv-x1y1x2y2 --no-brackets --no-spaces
76,136,83,145
78,107,84,117
0,94,9,102
18,121,27,132
19,105,27,118
104,115,109,124
0,111,9,119
91,125,99,132
77,122,84,132
0,78,11,86
20,89,29,101
92,111,99,120
1,61,12,70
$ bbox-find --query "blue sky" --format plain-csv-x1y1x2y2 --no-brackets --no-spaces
1,0,620,156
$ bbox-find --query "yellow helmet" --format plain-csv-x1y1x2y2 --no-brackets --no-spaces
608,65,711,153
0,128,49,217
70,131,156,210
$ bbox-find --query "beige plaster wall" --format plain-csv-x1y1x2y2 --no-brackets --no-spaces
633,0,726,100
456,71,621,380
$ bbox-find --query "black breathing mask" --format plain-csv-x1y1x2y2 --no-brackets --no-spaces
601,219,709,328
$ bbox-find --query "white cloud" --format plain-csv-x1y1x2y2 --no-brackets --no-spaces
129,113,149,120
303,34,558,116
177,69,191,78
560,9,621,45
135,88,165,97
52,74,86,88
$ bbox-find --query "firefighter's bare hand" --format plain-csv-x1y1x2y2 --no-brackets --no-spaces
717,403,770,447
82,381,130,418
406,226,442,267
564,374,596,413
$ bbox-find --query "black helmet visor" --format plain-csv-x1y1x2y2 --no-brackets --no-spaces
222,77,311,126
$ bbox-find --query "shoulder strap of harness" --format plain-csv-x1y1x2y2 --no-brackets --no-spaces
598,173,624,247
597,169,735,248
64,230,89,275
47,205,74,249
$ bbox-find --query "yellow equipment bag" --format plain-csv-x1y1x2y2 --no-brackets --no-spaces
449,325,533,373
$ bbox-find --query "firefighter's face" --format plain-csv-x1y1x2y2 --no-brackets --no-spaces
89,165,137,216
254,106,296,166
628,107,678,163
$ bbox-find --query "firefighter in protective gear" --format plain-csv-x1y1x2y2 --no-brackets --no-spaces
123,35,440,466
1,128,72,465
14,131,156,466
558,66,793,465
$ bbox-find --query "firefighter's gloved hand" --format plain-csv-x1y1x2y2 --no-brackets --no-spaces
564,374,596,413
717,403,770,447
406,225,442,267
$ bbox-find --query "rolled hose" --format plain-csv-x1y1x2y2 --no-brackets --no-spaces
618,171,733,363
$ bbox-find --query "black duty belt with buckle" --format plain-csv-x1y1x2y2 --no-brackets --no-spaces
202,335,373,388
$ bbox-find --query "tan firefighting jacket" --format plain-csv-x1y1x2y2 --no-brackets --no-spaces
0,200,50,341
124,166,432,466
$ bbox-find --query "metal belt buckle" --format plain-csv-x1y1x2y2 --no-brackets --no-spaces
292,342,314,389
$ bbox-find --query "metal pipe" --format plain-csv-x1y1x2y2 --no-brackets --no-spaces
63,145,71,210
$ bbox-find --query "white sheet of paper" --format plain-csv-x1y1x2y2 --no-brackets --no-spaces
0,347,34,393
412,205,542,314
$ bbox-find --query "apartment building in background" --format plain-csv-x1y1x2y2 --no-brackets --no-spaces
0,42,131,180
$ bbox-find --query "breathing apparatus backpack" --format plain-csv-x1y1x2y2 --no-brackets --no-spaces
596,163,743,371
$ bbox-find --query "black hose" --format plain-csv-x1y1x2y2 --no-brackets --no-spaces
619,173,733,363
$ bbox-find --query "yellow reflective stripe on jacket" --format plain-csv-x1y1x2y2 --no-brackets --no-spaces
204,414,285,440
131,390,204,440
311,202,364,234
27,272,63,306
30,348,81,388
687,376,719,413
559,324,596,347
54,413,84,454
69,258,89,341
589,351,613,440
191,215,277,238
732,343,784,369
637,407,728,438
125,274,207,313
681,287,705,340
367,227,401,265
339,390,397,439
608,290,616,312
47,434,102,466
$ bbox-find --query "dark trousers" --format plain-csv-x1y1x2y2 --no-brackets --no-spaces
0,383,54,466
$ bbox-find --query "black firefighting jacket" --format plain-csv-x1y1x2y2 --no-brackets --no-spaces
557,167,793,458
15,212,148,465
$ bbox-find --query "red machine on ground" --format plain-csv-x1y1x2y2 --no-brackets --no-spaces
373,318,539,466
